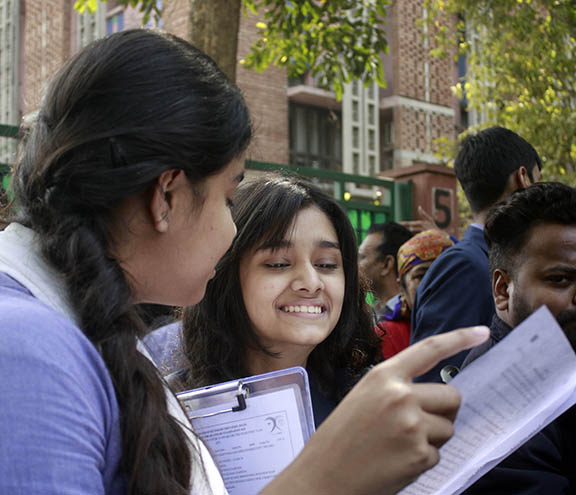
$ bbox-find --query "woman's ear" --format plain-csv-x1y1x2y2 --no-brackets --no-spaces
150,169,187,233
493,268,511,313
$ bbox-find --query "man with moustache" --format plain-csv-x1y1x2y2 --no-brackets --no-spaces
358,222,412,321
463,181,576,493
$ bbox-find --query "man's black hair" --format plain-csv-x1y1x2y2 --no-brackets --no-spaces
455,126,542,213
486,182,576,276
367,222,412,271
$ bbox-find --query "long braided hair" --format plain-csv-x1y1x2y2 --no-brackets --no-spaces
10,29,251,494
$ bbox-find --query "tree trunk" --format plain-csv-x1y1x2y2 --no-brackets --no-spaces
188,0,241,82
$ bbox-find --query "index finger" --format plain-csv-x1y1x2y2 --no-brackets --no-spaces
399,219,436,234
417,205,437,225
399,220,423,227
383,326,489,380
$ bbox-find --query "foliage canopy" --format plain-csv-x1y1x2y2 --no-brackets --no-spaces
73,0,391,99
424,0,576,181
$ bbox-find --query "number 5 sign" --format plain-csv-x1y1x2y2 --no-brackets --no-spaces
431,187,454,229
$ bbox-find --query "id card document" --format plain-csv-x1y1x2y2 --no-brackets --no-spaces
400,306,576,495
178,367,314,495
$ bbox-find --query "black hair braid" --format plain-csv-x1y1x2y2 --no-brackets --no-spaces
14,133,193,492
8,29,253,493
101,332,193,493
35,206,193,493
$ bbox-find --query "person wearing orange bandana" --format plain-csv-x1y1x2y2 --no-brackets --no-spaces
377,230,454,359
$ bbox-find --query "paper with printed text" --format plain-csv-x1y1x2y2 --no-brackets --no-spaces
400,306,576,495
188,385,306,495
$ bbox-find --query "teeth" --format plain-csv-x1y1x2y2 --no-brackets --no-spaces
282,305,323,314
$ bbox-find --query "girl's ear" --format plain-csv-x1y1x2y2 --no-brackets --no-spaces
149,169,187,233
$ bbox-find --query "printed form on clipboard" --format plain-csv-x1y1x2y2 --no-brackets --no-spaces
177,366,315,495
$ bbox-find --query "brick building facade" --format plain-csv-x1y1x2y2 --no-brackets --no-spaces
0,0,461,233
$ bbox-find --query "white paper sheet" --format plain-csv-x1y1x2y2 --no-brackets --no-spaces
191,385,306,495
399,306,576,495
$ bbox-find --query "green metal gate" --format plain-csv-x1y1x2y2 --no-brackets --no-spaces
0,124,18,196
0,130,414,242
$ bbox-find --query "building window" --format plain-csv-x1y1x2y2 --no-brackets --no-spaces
289,103,342,171
106,11,124,34
77,0,106,48
382,121,393,147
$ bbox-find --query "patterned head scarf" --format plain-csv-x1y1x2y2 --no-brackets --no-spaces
397,229,454,278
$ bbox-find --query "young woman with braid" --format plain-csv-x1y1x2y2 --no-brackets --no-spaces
0,29,250,495
0,29,489,495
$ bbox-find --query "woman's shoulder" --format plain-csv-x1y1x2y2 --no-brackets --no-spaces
0,273,124,493
0,273,119,416
0,273,111,375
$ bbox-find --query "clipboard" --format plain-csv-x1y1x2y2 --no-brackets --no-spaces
177,366,315,495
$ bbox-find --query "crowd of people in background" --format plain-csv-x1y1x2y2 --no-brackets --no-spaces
0,26,575,495
358,128,576,491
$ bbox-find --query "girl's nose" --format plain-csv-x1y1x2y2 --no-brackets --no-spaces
291,263,324,293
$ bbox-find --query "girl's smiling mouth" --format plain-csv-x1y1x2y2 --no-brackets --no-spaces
279,304,326,314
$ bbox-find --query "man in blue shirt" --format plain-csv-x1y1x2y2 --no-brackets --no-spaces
411,126,542,382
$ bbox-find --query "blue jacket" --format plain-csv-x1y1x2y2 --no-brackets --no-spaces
411,225,495,382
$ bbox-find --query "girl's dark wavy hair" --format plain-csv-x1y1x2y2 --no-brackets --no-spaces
181,174,380,401
8,29,252,494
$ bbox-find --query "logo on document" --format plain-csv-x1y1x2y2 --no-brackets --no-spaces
265,415,285,434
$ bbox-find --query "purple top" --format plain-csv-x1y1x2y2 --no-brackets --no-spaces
0,273,125,494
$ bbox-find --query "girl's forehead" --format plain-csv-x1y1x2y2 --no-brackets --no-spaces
241,205,340,257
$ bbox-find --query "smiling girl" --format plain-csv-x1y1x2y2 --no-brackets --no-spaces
146,174,380,425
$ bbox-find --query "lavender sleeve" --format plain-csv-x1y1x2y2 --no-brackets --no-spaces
0,275,125,494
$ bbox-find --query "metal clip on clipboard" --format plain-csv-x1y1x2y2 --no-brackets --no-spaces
188,381,249,420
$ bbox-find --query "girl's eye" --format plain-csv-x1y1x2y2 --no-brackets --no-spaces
316,263,339,270
265,263,289,269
